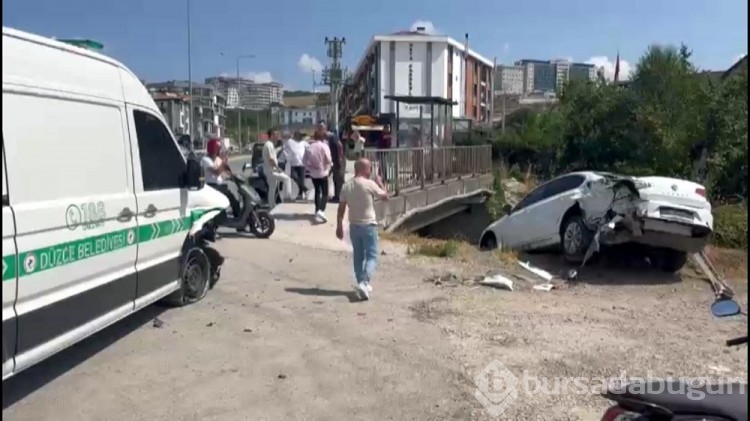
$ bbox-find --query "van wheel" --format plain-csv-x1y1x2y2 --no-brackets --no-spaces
561,215,593,264
165,247,211,306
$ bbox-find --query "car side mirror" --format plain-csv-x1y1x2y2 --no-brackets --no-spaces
502,204,512,215
711,298,741,318
183,157,205,191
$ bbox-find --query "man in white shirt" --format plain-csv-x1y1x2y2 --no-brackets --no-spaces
351,129,366,159
284,131,310,200
201,138,241,222
262,129,293,207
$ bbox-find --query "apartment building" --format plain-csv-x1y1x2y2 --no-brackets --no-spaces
146,80,226,140
339,28,495,132
495,65,525,95
514,59,597,95
206,77,285,110
151,92,190,136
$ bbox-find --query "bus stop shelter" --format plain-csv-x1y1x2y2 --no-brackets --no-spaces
384,95,456,149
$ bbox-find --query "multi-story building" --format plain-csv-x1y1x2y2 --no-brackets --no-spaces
514,59,597,95
205,76,255,109
340,27,495,133
205,77,284,110
495,65,525,95
152,92,190,136
247,82,284,110
146,80,226,141
280,105,328,131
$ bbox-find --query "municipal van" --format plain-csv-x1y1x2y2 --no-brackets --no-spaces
2,27,230,381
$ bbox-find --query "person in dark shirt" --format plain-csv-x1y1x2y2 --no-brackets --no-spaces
319,121,345,203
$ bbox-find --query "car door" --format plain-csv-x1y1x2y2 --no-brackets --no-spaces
500,184,549,250
2,140,18,380
3,90,139,373
521,175,587,247
127,106,188,306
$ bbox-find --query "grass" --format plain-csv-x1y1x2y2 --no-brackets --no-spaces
711,204,748,250
381,231,520,265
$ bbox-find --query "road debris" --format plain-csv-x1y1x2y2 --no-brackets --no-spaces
243,328,253,333
152,318,164,329
478,274,514,291
533,283,556,292
518,261,554,282
206,322,215,327
277,373,287,380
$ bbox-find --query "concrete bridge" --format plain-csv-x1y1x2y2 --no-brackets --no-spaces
363,145,494,231
229,145,494,239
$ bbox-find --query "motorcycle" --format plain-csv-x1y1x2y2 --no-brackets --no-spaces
599,298,747,421
206,172,276,239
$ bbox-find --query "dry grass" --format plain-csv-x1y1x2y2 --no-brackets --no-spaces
380,231,520,266
703,245,748,282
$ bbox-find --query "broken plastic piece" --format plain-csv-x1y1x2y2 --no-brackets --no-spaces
478,274,514,291
533,283,555,292
518,261,553,282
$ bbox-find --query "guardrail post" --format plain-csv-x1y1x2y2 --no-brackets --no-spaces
420,148,426,189
395,151,401,195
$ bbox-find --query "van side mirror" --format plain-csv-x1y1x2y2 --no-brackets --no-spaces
502,204,512,215
183,157,205,190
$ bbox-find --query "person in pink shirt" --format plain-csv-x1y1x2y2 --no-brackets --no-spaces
303,129,333,222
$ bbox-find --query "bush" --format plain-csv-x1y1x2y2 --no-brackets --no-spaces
711,204,748,250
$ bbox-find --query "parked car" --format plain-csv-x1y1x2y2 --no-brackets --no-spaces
478,171,713,272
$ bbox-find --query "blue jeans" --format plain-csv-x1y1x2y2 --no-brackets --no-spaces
349,224,379,285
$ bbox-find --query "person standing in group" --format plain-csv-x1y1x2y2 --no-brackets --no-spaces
351,129,366,159
261,128,293,208
283,131,309,200
319,121,345,203
303,129,332,222
336,158,389,300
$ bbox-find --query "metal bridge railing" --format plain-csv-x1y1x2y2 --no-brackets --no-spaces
362,145,492,196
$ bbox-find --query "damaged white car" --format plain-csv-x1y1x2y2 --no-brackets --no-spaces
479,171,713,272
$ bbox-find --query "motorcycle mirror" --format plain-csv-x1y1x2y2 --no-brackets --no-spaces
711,298,741,318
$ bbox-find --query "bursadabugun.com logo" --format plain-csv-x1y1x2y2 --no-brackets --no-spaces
474,360,747,417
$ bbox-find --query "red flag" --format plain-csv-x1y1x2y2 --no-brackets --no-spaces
614,51,620,83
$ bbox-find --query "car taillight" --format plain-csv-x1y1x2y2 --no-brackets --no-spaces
695,187,707,198
601,406,642,421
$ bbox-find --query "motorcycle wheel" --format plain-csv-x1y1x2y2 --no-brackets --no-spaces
250,210,275,239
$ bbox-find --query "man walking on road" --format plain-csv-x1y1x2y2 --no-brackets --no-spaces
336,158,389,300
303,129,332,222
320,121,345,203
284,131,309,200
262,129,293,208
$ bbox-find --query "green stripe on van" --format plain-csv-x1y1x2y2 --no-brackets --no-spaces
2,208,223,281
2,255,16,281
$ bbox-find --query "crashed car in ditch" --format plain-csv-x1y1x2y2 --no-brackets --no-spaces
478,171,713,272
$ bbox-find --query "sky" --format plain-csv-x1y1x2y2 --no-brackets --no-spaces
3,0,747,90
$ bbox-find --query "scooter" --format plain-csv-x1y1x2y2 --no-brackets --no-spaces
599,298,747,421
206,173,276,239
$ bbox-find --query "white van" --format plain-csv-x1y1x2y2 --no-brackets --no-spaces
1,27,229,381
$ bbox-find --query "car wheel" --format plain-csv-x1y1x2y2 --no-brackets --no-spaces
652,248,688,273
480,232,498,251
561,215,594,264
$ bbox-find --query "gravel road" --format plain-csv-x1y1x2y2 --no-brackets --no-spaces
3,232,747,420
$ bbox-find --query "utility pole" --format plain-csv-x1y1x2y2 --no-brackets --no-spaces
323,37,346,136
186,0,194,149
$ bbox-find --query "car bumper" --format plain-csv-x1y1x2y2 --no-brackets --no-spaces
600,200,713,253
